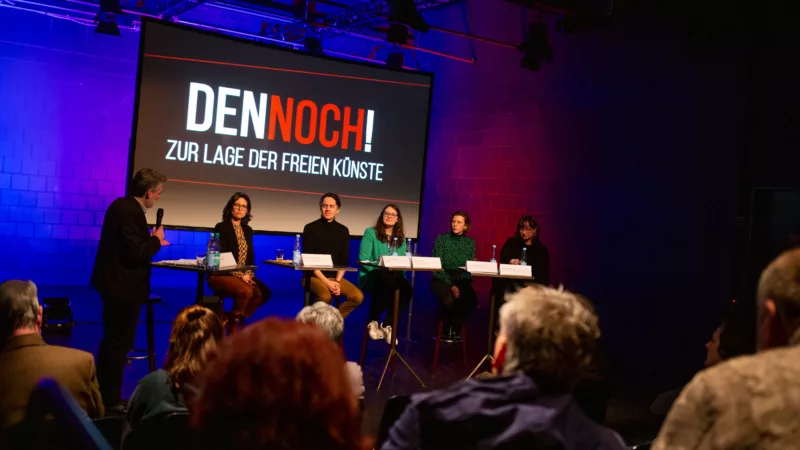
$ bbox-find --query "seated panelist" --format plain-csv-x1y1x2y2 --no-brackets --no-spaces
302,193,364,319
207,193,271,327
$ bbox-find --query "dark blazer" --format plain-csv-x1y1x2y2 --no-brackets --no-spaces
91,197,161,303
213,221,255,265
0,334,104,431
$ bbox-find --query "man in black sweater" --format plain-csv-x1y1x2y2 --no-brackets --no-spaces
302,193,363,318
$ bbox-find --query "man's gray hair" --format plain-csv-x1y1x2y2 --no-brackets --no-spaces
0,280,40,339
498,285,600,392
757,248,800,341
296,301,344,342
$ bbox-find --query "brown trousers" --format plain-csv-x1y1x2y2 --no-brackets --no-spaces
305,277,364,318
207,275,269,317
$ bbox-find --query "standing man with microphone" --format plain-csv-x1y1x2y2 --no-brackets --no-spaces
91,168,169,414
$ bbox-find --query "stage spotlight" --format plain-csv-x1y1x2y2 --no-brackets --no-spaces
95,0,123,36
41,297,75,334
518,22,553,71
387,0,429,33
386,23,410,44
386,51,404,69
304,37,323,53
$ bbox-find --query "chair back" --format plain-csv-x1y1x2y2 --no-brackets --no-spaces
92,417,125,450
122,412,193,450
0,379,112,450
376,395,411,448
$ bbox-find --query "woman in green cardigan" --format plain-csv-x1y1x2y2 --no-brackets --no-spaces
430,211,477,341
358,204,413,344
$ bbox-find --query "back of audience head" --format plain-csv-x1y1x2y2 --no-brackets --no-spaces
496,285,600,393
757,248,800,350
296,301,344,342
164,305,224,389
190,317,369,450
0,280,41,342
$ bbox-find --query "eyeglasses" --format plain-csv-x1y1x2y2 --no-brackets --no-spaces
383,212,398,218
233,204,249,210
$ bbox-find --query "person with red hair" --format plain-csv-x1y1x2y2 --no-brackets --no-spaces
190,317,370,450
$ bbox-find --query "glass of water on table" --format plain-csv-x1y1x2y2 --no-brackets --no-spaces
276,248,285,261
196,252,206,267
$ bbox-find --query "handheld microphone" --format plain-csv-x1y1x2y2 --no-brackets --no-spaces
155,208,164,229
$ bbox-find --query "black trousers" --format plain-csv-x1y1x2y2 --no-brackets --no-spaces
430,279,477,330
368,270,412,326
96,298,142,406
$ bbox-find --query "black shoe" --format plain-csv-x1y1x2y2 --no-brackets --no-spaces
104,401,127,416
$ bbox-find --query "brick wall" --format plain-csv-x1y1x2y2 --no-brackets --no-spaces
0,2,752,371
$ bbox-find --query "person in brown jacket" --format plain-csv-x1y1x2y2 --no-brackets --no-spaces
653,248,800,450
0,280,103,431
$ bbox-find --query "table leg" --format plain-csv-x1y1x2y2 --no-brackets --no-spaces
377,289,426,391
406,269,415,341
304,275,312,307
195,272,204,305
467,293,497,379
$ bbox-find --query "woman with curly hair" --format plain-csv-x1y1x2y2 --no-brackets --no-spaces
190,317,371,450
207,192,271,330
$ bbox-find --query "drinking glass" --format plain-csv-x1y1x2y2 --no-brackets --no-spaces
276,249,285,261
196,252,206,267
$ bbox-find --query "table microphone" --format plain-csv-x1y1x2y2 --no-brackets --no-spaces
155,208,164,229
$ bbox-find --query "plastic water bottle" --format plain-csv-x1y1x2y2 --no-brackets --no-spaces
490,244,497,263
392,237,399,256
207,233,220,269
520,247,528,266
292,234,301,266
406,238,413,260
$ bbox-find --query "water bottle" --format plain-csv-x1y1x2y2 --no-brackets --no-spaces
406,238,413,260
207,233,220,269
392,237,399,256
520,247,528,266
292,234,301,266
490,244,497,263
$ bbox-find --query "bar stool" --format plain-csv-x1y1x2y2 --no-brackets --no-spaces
126,294,162,373
431,318,468,376
210,293,246,335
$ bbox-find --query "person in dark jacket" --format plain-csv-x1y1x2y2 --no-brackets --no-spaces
381,286,626,450
207,192,271,329
492,215,549,295
91,168,167,413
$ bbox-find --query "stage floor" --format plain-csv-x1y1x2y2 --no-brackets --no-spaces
36,285,665,444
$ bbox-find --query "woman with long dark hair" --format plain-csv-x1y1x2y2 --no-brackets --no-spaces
357,204,413,344
207,192,271,331
492,215,550,298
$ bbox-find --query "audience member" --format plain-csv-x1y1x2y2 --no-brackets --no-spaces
0,280,103,431
296,301,365,400
190,317,370,450
127,305,223,432
382,285,626,450
650,314,752,415
653,248,800,449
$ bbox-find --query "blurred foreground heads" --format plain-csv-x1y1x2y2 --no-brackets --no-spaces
190,317,371,450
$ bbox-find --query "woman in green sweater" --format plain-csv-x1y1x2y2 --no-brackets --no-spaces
431,211,477,341
358,204,413,344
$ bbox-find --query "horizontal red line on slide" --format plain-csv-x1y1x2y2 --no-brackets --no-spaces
143,54,431,88
169,178,420,205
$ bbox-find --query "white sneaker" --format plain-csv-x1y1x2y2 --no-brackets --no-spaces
367,321,384,340
381,323,398,345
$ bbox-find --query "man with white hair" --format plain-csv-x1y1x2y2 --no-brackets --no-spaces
0,280,103,431
653,248,800,449
382,286,625,450
296,301,365,399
